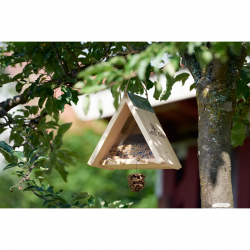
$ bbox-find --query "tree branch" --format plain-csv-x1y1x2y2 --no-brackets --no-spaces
0,92,31,119
117,50,140,55
181,51,201,84
0,121,10,129
12,142,27,149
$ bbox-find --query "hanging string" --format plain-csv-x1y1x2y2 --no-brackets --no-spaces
125,79,129,93
123,79,130,99
142,76,148,100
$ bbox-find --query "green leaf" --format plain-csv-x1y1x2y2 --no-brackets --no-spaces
12,171,24,177
52,98,59,122
56,96,67,112
145,65,154,90
83,95,90,115
30,156,49,166
70,89,79,105
3,163,19,171
16,82,24,93
9,132,24,146
58,123,72,135
137,58,151,81
29,106,39,115
12,151,26,162
108,200,121,208
81,84,108,94
0,141,13,155
0,150,17,164
28,148,40,160
71,192,90,202
98,198,108,208
237,68,250,101
38,97,46,108
160,74,175,101
153,81,162,100
55,162,68,182
231,121,247,147
190,83,196,91
54,196,67,205
18,162,26,168
57,150,75,165
23,64,33,76
53,63,63,78
122,202,133,208
87,195,95,207
174,72,190,86
13,73,24,81
23,186,44,192
111,84,120,109
40,166,49,171
109,56,126,66
32,53,43,66
164,57,179,77
0,74,12,85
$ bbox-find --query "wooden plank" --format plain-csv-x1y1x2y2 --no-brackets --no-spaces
88,99,131,169
108,163,174,170
126,99,163,164
103,158,158,165
140,109,169,164
104,159,179,169
143,110,182,169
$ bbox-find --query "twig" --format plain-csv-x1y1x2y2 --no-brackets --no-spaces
104,42,113,61
126,43,134,51
124,79,130,93
29,112,48,124
0,91,31,119
25,183,60,205
33,191,49,201
12,143,27,149
117,50,140,55
0,116,10,128
0,122,10,129
143,76,148,100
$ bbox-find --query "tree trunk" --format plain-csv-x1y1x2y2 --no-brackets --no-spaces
196,51,246,208
197,68,234,208
182,46,247,208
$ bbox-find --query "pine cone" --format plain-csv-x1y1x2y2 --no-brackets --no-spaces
127,173,146,193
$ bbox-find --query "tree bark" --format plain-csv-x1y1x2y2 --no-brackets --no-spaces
183,46,247,208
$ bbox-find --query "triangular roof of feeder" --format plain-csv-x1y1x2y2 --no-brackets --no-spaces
88,92,182,171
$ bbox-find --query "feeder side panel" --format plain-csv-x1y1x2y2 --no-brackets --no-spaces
126,99,163,164
142,109,182,169
88,99,131,170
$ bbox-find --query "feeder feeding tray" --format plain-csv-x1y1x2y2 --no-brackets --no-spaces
88,92,182,171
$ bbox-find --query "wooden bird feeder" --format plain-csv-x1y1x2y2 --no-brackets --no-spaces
88,92,182,171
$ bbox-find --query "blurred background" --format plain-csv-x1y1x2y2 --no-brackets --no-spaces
1,58,250,208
